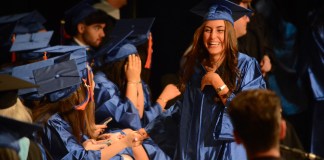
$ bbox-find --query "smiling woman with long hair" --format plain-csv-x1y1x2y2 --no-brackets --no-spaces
137,0,266,159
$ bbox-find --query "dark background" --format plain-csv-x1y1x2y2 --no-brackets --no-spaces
0,0,318,99
1,0,322,156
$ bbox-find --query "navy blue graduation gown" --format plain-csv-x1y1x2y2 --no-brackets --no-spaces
94,71,163,130
94,71,171,160
145,53,267,160
40,113,130,160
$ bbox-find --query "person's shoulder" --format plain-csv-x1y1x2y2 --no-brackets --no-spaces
237,52,260,69
94,71,119,93
94,71,107,81
94,71,114,85
47,113,69,127
238,52,258,62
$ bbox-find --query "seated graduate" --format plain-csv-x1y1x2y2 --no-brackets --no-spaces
12,47,148,160
0,13,51,75
94,39,179,159
0,10,47,69
0,74,50,160
63,1,113,66
93,23,180,130
108,18,155,85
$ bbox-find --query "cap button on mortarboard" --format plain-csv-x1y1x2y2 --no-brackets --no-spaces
55,74,60,78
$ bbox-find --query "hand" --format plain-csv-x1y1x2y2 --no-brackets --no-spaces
98,132,123,141
260,55,271,76
201,72,222,91
158,84,181,103
125,54,141,82
94,124,107,138
82,139,107,150
120,129,143,147
137,128,149,139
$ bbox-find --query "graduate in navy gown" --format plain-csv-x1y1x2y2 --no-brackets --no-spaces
94,42,180,160
137,0,267,159
12,47,148,160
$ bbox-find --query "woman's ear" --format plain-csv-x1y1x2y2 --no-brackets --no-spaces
279,119,287,140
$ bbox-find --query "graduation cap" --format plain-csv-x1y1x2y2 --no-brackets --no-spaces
104,43,138,63
12,47,90,104
51,46,88,72
33,45,86,60
0,11,47,61
12,58,56,95
93,27,134,67
10,31,53,52
64,1,97,35
0,115,42,152
33,60,81,96
0,74,38,109
110,18,155,46
0,10,46,34
190,0,252,25
34,45,86,53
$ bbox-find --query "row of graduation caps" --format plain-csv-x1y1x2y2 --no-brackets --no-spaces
0,9,155,63
0,0,251,67
0,9,156,152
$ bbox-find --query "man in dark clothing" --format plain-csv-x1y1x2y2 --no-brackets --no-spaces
228,89,286,160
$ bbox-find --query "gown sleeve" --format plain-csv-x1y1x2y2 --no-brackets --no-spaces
219,53,267,140
143,101,182,158
94,72,143,130
140,81,164,126
94,72,164,130
43,114,126,160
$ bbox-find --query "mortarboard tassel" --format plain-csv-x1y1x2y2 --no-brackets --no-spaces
11,52,16,63
144,33,153,69
43,52,48,60
74,66,93,111
11,34,16,63
86,64,94,102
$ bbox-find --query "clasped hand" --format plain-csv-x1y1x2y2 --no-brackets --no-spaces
83,129,144,150
201,72,223,91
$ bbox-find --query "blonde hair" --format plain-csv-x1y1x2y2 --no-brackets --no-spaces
0,98,32,123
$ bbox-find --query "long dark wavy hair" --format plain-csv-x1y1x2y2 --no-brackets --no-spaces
179,20,241,93
101,58,128,98
101,47,150,99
